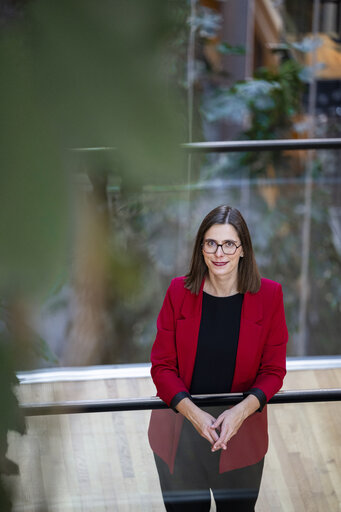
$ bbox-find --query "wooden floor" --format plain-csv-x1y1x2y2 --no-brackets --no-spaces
5,368,341,511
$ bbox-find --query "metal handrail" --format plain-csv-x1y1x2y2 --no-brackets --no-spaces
20,388,341,416
181,138,341,153
71,138,341,154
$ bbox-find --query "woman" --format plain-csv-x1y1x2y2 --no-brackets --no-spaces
148,205,288,511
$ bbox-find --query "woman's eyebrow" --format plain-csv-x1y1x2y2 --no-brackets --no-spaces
205,238,238,243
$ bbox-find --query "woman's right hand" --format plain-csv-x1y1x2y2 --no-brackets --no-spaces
189,408,220,445
175,398,219,445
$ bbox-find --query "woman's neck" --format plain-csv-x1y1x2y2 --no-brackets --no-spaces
204,274,239,297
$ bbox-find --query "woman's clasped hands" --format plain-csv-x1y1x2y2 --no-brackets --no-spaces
177,395,258,452
187,404,246,451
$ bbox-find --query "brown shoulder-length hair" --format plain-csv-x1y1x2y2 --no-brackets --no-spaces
185,205,261,295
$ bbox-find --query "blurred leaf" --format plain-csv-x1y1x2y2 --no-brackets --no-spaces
234,79,281,99
0,340,26,511
216,42,246,56
299,62,326,83
33,335,59,365
291,35,324,53
188,6,222,38
201,79,281,124
201,89,249,122
0,343,26,435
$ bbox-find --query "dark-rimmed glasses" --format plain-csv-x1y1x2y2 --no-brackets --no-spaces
202,239,242,255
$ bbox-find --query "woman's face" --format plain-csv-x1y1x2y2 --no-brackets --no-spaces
202,223,244,281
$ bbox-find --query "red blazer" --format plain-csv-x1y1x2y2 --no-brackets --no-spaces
148,276,288,473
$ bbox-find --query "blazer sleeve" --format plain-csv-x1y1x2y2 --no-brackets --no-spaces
251,283,288,402
150,280,190,406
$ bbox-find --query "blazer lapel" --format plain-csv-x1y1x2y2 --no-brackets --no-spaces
231,289,263,390
175,279,205,389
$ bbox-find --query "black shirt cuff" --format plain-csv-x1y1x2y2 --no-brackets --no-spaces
170,391,192,412
243,388,267,412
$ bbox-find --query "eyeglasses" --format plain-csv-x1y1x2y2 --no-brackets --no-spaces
202,239,242,255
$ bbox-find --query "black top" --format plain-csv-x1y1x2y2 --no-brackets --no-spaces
171,291,266,411
190,292,243,394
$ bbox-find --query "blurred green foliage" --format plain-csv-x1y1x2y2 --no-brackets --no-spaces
0,0,186,298
0,340,26,512
217,42,246,56
201,58,304,174
243,60,304,140
0,0,188,508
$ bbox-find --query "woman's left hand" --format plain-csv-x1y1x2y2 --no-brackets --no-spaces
209,394,261,452
209,406,245,452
